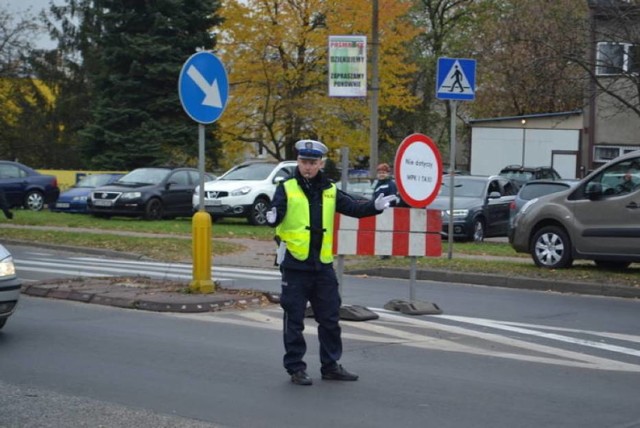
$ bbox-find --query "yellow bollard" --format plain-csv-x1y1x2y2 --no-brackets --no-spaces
190,211,214,293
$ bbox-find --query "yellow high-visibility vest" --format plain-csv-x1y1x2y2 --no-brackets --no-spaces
276,179,336,263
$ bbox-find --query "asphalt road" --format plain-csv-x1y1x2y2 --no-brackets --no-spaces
2,248,640,427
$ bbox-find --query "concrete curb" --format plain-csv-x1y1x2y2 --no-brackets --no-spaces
347,267,640,299
21,280,271,313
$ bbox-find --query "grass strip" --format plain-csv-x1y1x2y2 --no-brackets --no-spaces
345,255,640,288
2,229,241,262
6,211,274,240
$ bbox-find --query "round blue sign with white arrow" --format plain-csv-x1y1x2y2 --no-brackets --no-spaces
178,51,229,124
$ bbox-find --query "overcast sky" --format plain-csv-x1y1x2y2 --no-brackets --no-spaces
6,0,62,49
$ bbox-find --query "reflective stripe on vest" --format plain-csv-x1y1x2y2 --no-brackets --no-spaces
276,179,336,263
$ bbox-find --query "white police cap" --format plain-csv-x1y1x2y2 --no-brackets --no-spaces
295,139,328,160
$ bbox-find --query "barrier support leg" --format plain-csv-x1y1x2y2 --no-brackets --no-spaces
383,256,443,316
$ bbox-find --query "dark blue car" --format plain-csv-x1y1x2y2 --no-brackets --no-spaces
0,161,60,211
51,173,124,214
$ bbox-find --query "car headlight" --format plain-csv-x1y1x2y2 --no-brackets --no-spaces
120,192,142,200
443,209,469,218
230,186,251,197
0,256,16,278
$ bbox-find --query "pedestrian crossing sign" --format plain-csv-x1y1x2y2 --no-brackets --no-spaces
436,57,476,101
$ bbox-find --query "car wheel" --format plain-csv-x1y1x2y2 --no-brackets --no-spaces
144,198,164,220
471,218,485,242
248,197,269,226
594,260,631,270
530,226,573,269
24,190,45,211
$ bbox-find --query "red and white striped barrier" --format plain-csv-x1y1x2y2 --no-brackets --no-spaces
333,207,442,257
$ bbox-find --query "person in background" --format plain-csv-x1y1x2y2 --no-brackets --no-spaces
618,166,639,194
266,139,396,386
373,163,398,205
0,188,13,220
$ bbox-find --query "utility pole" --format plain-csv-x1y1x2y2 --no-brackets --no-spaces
369,0,380,178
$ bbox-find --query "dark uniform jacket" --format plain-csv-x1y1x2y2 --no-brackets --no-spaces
270,168,381,271
373,177,398,202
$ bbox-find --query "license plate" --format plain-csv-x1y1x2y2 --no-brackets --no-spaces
93,200,113,207
55,203,70,208
205,199,222,206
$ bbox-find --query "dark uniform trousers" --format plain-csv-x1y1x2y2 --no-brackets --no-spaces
279,266,342,374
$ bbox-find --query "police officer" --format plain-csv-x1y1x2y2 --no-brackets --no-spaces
266,139,396,386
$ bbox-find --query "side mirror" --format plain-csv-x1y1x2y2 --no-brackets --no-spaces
273,176,285,184
585,182,603,200
488,191,501,199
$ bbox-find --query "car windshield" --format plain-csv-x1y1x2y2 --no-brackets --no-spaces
76,174,118,188
220,163,277,181
500,170,533,182
116,168,170,185
440,178,486,198
519,182,569,200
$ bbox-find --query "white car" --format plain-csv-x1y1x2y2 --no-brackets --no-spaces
193,161,297,225
0,243,20,330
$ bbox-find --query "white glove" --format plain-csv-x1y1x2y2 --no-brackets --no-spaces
266,207,277,224
374,194,396,210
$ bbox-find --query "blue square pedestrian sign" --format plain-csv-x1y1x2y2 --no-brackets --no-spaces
436,58,476,101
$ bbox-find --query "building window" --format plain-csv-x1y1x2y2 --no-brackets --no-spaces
596,42,639,75
594,145,640,163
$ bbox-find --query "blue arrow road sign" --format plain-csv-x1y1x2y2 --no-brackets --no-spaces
179,51,229,124
436,57,476,101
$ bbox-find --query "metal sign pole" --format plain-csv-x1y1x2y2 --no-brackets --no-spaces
447,100,457,260
409,256,416,302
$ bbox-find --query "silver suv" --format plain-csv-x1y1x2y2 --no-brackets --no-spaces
193,160,297,225
510,150,640,269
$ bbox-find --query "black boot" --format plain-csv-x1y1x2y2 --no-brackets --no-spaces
321,365,358,381
290,370,313,386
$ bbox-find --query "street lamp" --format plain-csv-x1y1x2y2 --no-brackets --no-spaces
521,119,527,166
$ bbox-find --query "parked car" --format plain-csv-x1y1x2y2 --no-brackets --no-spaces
51,173,124,214
88,167,205,220
509,179,579,227
430,175,518,242
335,179,374,201
499,165,562,189
510,150,640,269
193,160,297,225
0,160,60,211
0,243,20,330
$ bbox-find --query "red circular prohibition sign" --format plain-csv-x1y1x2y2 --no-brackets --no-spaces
394,133,443,208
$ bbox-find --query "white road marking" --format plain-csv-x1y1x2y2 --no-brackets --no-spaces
438,314,640,358
174,307,640,372
15,258,280,281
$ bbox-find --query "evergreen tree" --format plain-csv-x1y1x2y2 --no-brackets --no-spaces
80,0,223,170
